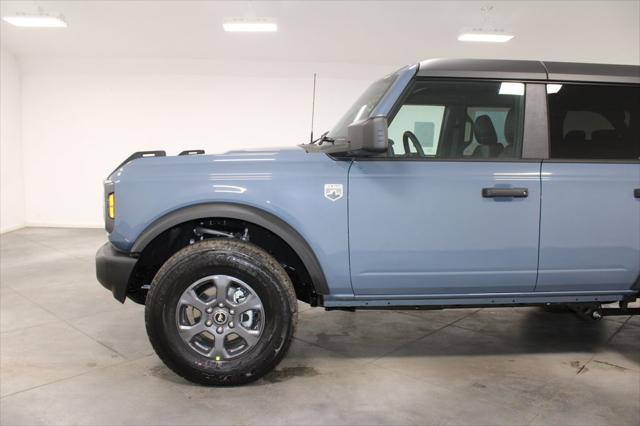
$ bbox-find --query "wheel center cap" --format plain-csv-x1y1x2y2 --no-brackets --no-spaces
212,309,228,325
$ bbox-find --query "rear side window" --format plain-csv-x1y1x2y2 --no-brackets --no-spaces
548,84,640,160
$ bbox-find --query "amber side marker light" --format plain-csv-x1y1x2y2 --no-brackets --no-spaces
108,193,115,219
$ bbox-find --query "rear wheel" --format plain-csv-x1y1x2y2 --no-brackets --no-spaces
145,239,297,386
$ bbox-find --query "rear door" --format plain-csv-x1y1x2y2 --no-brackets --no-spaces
348,80,544,296
537,83,640,292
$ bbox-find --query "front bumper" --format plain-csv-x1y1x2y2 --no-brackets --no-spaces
95,243,138,303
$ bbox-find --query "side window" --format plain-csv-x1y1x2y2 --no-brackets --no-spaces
388,105,445,156
387,80,525,159
548,84,640,160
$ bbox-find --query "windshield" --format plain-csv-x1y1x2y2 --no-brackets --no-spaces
326,73,397,140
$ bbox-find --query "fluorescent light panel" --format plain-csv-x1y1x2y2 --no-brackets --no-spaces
458,32,513,43
223,18,277,32
2,14,67,27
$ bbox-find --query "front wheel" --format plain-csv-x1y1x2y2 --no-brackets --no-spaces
145,239,297,386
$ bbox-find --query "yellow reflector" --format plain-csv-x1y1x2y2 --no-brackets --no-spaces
108,193,115,219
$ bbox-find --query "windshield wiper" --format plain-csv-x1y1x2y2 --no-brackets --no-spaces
310,131,335,145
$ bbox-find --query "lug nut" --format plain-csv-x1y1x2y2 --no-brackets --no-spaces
229,322,234,328
216,326,224,334
218,303,224,308
205,320,213,327
229,309,235,315
206,307,213,313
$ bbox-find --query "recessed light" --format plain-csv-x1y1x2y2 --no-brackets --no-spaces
223,18,277,32
2,14,67,28
458,6,513,43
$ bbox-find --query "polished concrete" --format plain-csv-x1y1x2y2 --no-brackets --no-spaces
1,227,638,426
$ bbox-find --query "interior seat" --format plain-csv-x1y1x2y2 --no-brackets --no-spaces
590,129,630,159
500,109,516,158
564,130,586,142
472,115,503,158
554,130,586,158
591,129,621,142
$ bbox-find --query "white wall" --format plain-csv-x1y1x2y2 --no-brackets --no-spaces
0,46,24,233
20,57,392,227
9,1,640,229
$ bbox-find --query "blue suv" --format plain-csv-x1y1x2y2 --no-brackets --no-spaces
96,59,640,385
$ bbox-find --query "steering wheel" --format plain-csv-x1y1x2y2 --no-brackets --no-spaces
402,131,424,157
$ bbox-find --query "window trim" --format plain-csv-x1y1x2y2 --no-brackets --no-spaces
522,83,549,159
543,158,640,164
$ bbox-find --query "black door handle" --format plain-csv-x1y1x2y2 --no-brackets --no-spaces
635,189,640,198
482,187,529,198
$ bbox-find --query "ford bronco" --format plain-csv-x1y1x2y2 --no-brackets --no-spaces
96,58,640,385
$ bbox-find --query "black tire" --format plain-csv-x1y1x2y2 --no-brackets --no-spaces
145,239,297,386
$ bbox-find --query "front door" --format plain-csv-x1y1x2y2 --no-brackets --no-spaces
348,79,542,296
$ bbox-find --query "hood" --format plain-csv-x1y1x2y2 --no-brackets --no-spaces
108,145,330,181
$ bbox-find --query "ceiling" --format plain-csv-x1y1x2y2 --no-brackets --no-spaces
1,1,639,65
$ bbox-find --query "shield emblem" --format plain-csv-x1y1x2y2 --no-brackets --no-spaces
324,184,343,202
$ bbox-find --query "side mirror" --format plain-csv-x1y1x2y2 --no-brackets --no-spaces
347,116,388,153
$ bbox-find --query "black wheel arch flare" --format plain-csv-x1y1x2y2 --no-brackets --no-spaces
130,203,330,295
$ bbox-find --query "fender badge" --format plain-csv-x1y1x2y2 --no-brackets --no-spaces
324,184,343,202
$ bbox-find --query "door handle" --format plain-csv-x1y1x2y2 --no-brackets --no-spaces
482,187,529,198
635,189,640,199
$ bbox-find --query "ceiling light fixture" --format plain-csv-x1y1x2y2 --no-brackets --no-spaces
458,30,513,43
458,6,512,43
223,17,277,32
2,9,67,28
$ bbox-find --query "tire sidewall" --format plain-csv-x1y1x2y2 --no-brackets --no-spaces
146,241,295,385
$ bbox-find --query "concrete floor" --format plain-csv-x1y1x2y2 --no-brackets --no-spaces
0,227,638,426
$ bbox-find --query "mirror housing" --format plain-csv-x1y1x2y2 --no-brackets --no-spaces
347,116,388,153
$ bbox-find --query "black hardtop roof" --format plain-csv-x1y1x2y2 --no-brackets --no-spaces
416,58,640,84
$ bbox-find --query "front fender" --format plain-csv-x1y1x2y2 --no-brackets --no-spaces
106,149,352,297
